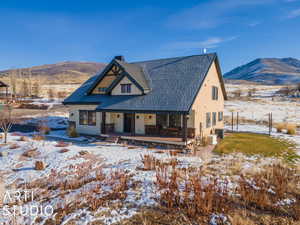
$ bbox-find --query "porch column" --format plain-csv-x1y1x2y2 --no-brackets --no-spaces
101,112,106,134
131,113,135,136
182,114,187,142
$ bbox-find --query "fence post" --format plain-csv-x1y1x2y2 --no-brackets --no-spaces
236,112,239,131
231,112,234,132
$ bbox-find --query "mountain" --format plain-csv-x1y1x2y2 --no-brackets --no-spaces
0,61,106,84
224,57,300,85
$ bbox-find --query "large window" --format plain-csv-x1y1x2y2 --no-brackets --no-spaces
121,84,131,93
156,114,168,128
79,110,96,126
206,112,211,128
169,114,181,128
212,112,217,126
212,86,218,100
218,111,223,121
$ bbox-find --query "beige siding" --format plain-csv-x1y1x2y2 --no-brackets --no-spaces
135,114,145,134
191,61,224,137
68,105,101,135
111,76,142,95
110,113,123,133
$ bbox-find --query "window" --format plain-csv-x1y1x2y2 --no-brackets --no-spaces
121,84,131,93
212,112,217,126
218,111,223,121
169,114,181,128
212,86,218,100
79,110,96,126
156,114,168,128
98,87,107,93
206,112,211,128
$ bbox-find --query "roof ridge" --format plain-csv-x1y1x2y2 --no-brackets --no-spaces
130,53,216,64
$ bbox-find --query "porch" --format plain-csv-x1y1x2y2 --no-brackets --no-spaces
100,111,196,142
101,133,193,149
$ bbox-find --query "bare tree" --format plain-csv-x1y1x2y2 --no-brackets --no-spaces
21,79,29,97
232,89,242,98
9,70,17,98
47,88,55,100
0,104,14,143
247,88,257,97
32,81,41,97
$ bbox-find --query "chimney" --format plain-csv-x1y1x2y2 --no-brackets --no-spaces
114,55,125,61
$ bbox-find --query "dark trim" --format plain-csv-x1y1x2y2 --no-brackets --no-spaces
86,60,117,95
96,108,189,114
106,60,145,94
101,112,106,134
62,102,100,105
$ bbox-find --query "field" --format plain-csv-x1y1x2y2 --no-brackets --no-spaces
0,83,299,224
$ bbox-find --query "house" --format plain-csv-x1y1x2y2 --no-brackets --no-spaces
63,53,227,143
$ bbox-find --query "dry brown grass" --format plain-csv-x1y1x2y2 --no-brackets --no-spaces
55,141,69,147
276,122,285,133
32,135,45,141
287,124,297,135
9,143,20,149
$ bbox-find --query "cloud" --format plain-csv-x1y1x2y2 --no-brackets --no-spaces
165,36,238,50
287,8,300,18
166,0,277,29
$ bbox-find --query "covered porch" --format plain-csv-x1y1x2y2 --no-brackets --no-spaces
100,111,195,142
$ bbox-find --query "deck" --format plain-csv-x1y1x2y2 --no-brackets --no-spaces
101,133,193,148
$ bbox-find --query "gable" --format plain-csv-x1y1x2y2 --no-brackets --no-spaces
111,76,142,95
91,64,122,94
63,53,225,113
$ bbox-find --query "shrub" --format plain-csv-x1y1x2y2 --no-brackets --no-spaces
275,123,285,133
67,126,79,138
32,135,45,141
286,124,296,135
38,123,51,135
18,136,28,142
55,141,69,147
9,144,20,149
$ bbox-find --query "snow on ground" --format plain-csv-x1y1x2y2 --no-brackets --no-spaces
225,84,300,124
0,132,204,224
0,122,299,224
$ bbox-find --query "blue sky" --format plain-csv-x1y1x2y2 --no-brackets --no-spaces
0,0,300,72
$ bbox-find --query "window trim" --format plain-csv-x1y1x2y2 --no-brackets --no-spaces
212,86,219,100
218,111,223,121
212,112,217,126
121,83,132,93
206,112,211,128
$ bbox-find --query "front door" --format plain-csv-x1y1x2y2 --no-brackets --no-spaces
123,113,133,133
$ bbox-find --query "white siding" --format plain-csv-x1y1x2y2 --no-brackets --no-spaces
111,76,142,95
68,105,101,135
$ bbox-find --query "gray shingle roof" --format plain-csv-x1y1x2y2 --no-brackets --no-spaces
63,53,223,113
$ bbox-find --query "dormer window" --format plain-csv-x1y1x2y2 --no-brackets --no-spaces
121,84,131,93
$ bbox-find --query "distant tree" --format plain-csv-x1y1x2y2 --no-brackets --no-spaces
21,80,29,97
32,81,41,97
232,89,242,98
247,88,257,97
297,83,300,92
57,91,68,99
9,70,17,97
278,86,292,96
47,88,55,100
0,104,14,143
